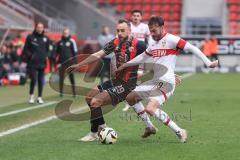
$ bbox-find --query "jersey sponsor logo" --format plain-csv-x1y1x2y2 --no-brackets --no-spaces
151,49,178,57
152,49,167,57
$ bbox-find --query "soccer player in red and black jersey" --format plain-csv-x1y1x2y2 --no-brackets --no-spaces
68,19,157,142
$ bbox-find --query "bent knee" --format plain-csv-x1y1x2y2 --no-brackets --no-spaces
85,89,99,105
145,107,156,116
126,96,136,106
126,93,141,106
85,96,92,106
90,98,103,108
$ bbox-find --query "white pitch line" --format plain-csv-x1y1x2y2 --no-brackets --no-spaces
0,72,196,138
0,106,88,138
0,101,57,118
181,72,195,79
0,116,56,137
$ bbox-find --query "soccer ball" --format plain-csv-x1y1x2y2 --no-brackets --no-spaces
98,127,118,144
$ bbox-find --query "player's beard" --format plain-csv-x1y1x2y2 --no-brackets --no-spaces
119,36,128,43
153,32,164,41
152,35,160,41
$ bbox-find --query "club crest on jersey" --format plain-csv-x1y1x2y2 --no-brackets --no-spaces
43,37,47,42
66,42,71,46
128,46,134,52
162,40,166,48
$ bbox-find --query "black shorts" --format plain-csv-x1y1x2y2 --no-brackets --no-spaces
97,79,136,106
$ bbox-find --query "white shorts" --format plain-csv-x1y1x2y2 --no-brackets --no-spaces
134,79,175,106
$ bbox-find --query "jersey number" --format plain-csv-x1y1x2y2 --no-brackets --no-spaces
157,82,164,89
114,85,125,94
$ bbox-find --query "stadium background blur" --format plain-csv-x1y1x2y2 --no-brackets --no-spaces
0,1,240,160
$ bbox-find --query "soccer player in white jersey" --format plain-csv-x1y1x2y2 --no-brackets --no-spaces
130,10,150,42
122,10,150,111
116,16,219,143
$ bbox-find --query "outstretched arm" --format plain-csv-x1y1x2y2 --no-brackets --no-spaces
116,52,151,72
183,42,218,68
67,50,106,71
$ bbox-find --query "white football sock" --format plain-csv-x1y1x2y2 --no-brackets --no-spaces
154,109,181,133
132,102,154,128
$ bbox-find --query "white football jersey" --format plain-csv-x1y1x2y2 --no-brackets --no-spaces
130,22,150,42
145,33,186,84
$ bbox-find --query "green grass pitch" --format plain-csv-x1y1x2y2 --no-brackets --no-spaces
0,73,240,160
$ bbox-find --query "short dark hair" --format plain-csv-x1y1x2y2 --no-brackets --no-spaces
131,10,143,16
148,15,164,26
118,19,131,27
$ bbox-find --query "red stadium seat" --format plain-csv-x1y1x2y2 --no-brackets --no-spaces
163,0,172,4
143,0,152,4
237,23,240,29
172,4,181,13
229,5,238,12
107,0,115,5
143,4,152,12
142,12,151,21
151,0,161,5
124,4,133,12
229,29,238,35
151,11,159,17
230,22,238,29
125,12,132,20
229,13,238,21
115,0,124,4
99,0,182,27
124,0,132,4
172,13,181,21
227,0,238,4
152,5,161,12
171,22,180,29
132,4,142,10
131,0,143,4
162,13,170,21
116,4,124,13
162,5,171,12
171,0,182,4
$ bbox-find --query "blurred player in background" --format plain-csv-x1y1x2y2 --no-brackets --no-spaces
130,10,150,43
209,34,221,68
202,36,211,68
116,16,219,143
56,28,78,97
69,19,157,142
22,22,51,104
97,25,114,48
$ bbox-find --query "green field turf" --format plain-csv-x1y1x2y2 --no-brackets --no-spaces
0,73,240,160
